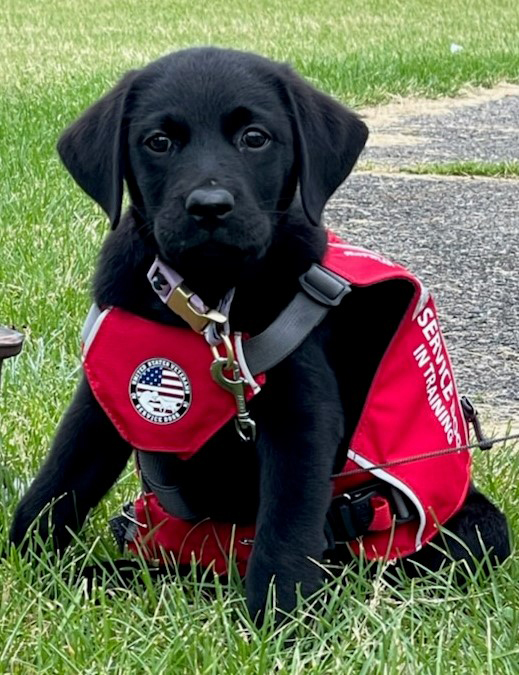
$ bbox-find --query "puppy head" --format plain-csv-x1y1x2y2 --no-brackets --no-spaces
58,48,368,281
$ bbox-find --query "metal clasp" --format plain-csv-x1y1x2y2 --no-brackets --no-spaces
167,284,227,333
210,333,235,370
210,339,257,442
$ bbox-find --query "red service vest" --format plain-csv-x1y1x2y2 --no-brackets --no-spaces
83,232,471,573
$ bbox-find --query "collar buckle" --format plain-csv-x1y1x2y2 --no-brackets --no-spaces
167,284,227,333
147,257,227,333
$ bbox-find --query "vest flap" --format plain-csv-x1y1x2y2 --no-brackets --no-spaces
83,308,260,459
343,292,470,558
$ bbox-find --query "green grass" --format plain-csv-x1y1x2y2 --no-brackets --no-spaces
402,161,519,178
1,0,518,671
2,0,519,106
1,533,518,673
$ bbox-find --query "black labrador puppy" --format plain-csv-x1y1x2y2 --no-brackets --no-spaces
10,48,509,620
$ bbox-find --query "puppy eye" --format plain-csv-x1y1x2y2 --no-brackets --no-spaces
240,127,271,150
144,132,172,154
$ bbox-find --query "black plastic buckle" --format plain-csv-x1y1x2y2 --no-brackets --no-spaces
340,489,376,540
299,264,351,307
327,484,377,542
461,396,493,451
327,482,415,544
109,502,138,553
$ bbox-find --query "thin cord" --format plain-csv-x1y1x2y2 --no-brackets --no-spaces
332,433,519,478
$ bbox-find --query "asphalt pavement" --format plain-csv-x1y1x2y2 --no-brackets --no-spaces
326,88,519,426
361,92,519,167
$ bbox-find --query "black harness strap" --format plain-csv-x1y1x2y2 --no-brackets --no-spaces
137,264,351,521
242,264,351,376
138,451,201,521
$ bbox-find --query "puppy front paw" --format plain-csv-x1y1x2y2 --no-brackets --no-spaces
9,497,76,555
245,547,323,624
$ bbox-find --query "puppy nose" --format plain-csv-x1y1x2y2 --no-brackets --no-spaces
185,188,235,222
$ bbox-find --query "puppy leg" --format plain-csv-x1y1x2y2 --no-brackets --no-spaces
246,328,344,622
10,376,132,552
400,485,510,577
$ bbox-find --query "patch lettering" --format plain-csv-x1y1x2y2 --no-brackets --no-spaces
129,358,191,424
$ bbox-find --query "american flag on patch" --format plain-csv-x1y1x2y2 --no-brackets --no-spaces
136,365,186,413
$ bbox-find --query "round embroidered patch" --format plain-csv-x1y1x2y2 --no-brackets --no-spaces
129,358,191,424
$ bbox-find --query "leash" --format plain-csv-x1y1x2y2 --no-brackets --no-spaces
333,432,519,478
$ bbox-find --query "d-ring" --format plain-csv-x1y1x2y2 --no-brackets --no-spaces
210,333,235,370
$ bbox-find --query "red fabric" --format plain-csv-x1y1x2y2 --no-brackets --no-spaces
369,496,393,531
86,231,471,570
324,232,470,559
84,316,264,459
127,493,255,576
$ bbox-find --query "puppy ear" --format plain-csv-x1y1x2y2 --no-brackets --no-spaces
283,68,368,226
57,71,138,229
